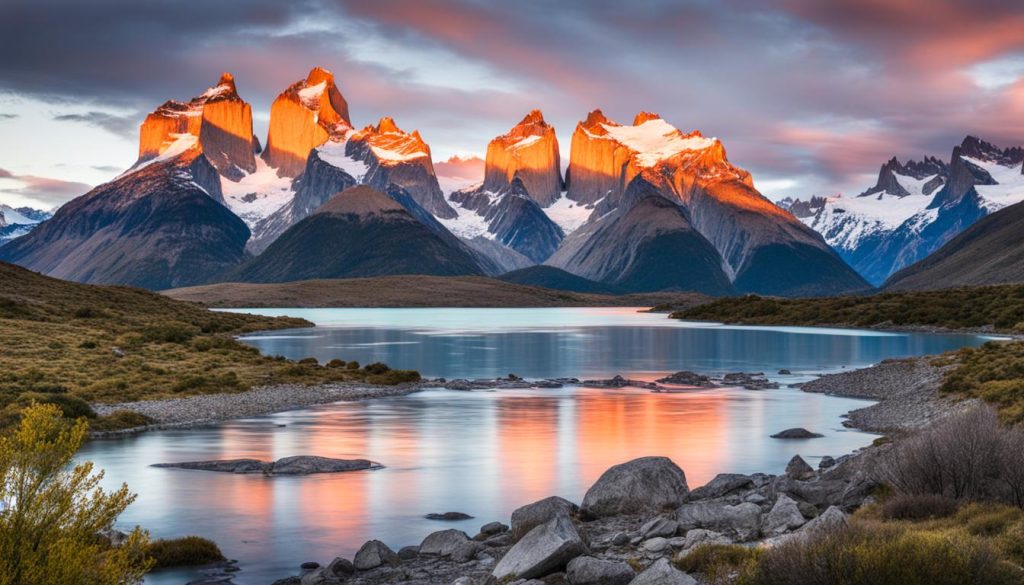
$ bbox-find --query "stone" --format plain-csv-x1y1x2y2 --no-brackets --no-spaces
785,455,815,480
771,428,824,439
152,456,378,475
611,532,631,546
352,540,398,570
323,557,354,578
398,546,419,560
682,529,730,550
483,533,514,548
480,521,509,536
778,369,791,375
642,537,668,553
656,371,714,386
639,516,679,539
676,502,762,542
451,540,484,563
819,456,836,469
420,529,471,556
566,556,635,585
491,515,588,581
688,474,754,500
425,511,474,521
627,557,697,585
762,494,807,536
300,561,320,570
581,457,688,518
511,496,579,540
799,506,848,536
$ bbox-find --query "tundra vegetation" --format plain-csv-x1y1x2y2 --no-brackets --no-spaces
0,263,418,431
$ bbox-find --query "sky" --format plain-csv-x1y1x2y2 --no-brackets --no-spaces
1,0,1023,209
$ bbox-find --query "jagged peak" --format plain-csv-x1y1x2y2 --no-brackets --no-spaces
305,66,335,87
582,109,616,130
377,117,402,134
518,109,546,126
633,111,661,125
217,72,236,91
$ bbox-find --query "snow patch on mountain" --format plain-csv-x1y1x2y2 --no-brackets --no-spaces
963,158,1024,211
220,157,296,228
544,192,596,235
438,191,497,240
316,141,368,181
598,119,717,167
123,133,198,178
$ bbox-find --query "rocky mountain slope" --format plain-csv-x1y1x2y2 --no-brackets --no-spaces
0,145,249,289
884,198,1024,290
229,185,482,283
0,204,51,243
783,136,1024,285
551,112,867,296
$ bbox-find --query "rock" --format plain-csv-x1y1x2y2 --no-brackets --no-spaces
420,529,471,556
300,561,320,570
492,515,588,581
762,494,807,536
785,455,815,480
720,372,779,390
770,428,824,439
682,529,730,550
819,456,836,469
581,457,689,518
566,556,635,585
688,473,754,500
263,67,350,177
642,537,668,553
352,540,397,570
582,376,660,390
153,456,378,475
778,369,791,375
483,533,514,548
801,506,848,535
451,540,484,563
639,516,679,539
627,557,697,585
111,347,126,358
397,546,419,560
425,512,474,521
512,496,579,540
483,110,564,207
656,371,714,387
480,521,509,536
745,493,768,505
676,502,762,542
272,579,301,585
796,500,819,519
611,532,631,546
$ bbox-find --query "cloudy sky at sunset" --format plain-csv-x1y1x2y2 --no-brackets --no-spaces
2,0,1023,209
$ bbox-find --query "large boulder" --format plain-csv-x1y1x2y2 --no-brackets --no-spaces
567,556,635,585
687,474,754,500
628,558,697,585
639,516,679,539
761,494,807,536
352,540,397,570
491,515,588,581
419,529,470,556
511,496,579,540
676,501,762,542
785,455,815,480
581,457,688,518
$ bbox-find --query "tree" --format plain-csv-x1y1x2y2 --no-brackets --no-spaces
0,403,152,585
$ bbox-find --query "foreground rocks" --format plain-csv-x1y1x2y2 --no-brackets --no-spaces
152,455,380,475
275,452,868,584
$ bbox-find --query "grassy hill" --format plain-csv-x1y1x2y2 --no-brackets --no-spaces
0,262,418,431
163,275,712,309
670,285,1024,333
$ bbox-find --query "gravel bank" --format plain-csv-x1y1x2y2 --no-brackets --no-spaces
799,357,979,433
91,382,429,436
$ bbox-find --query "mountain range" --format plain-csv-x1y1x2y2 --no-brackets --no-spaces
781,136,1024,286
0,66,953,297
0,204,51,244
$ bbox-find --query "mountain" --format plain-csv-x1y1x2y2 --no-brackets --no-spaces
0,146,249,289
782,136,1024,285
345,117,455,219
261,67,351,177
483,109,563,206
230,185,482,283
138,72,257,180
434,155,484,194
0,204,52,243
884,199,1024,291
551,111,867,296
442,112,566,263
497,265,622,294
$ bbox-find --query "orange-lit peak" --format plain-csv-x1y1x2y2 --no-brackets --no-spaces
217,72,236,89
377,117,402,134
306,66,335,86
633,111,661,125
519,109,546,125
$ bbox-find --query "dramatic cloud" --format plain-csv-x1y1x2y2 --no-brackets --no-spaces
0,168,91,209
1,0,1022,202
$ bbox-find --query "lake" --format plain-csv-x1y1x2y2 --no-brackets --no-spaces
77,308,993,584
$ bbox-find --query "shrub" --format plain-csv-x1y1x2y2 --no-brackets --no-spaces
326,359,346,368
346,361,360,370
90,410,154,432
956,503,1024,537
298,357,319,365
16,392,97,419
146,536,224,568
191,336,237,352
363,362,391,375
878,494,959,521
78,340,98,349
749,522,1021,585
73,306,99,318
675,543,761,585
171,373,240,394
367,370,420,385
141,322,195,344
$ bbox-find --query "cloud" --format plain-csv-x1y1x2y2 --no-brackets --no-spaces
0,113,17,120
54,111,139,138
0,169,91,208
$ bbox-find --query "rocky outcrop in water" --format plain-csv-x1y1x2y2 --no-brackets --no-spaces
152,455,379,475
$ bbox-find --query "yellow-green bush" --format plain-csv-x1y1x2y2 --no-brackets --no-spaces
146,536,224,568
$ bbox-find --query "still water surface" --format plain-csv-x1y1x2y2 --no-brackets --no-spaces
77,308,993,584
